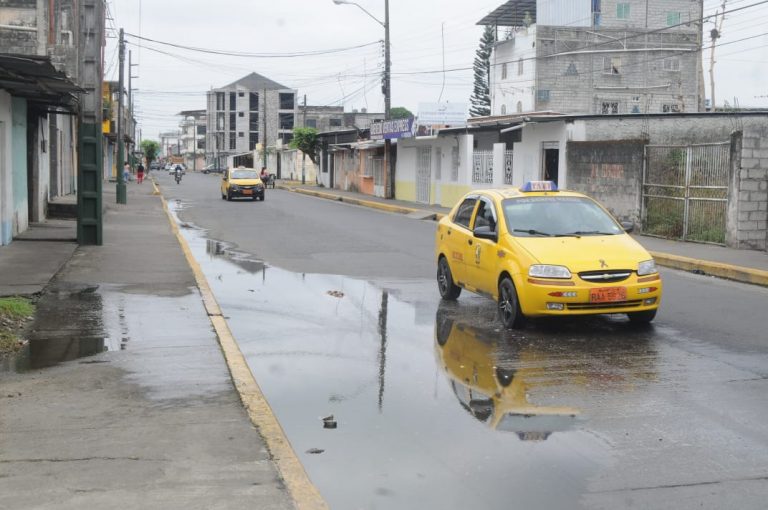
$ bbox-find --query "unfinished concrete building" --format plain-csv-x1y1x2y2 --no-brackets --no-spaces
482,0,704,116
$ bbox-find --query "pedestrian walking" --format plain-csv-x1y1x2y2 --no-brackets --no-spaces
137,162,145,184
123,161,131,183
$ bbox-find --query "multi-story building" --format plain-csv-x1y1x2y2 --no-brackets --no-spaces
102,81,138,180
178,109,206,171
481,0,704,116
159,131,182,159
205,72,297,163
298,106,384,132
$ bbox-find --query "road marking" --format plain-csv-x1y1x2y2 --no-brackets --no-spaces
155,181,329,510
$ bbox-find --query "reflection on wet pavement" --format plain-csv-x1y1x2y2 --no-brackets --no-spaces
171,204,768,510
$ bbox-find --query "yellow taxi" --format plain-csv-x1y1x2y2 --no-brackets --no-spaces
220,166,265,201
435,181,661,328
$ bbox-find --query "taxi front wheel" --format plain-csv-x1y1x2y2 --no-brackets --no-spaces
498,277,526,329
437,257,461,300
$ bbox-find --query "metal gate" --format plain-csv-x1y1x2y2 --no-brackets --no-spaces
642,142,730,244
473,150,494,184
417,146,431,203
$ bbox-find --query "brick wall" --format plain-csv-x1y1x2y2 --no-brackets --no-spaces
737,127,768,250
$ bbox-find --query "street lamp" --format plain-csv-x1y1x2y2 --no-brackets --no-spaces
332,0,394,199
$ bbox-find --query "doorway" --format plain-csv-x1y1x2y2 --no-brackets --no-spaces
541,142,559,185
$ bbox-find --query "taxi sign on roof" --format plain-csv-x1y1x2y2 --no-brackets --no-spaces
521,181,558,192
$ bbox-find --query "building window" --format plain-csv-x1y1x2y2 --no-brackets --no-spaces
229,113,236,130
216,113,225,130
216,92,225,110
238,92,244,97
617,3,630,19
238,112,244,117
238,132,244,138
662,104,681,113
329,118,342,127
229,133,236,150
249,113,259,132
537,89,551,102
517,101,523,113
565,62,578,76
517,59,524,76
280,133,294,144
501,63,507,80
667,12,681,26
603,57,621,74
663,57,680,71
197,139,205,150
229,92,236,110
249,132,258,150
305,118,317,128
196,125,206,135
592,0,602,26
279,113,294,130
601,101,620,114
501,104,507,115
249,92,259,111
279,93,295,110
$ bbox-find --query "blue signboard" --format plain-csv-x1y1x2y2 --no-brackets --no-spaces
370,117,415,141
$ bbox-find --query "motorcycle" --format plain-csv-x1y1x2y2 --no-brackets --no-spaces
174,171,182,184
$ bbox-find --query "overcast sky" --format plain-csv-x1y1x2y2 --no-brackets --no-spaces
107,0,768,139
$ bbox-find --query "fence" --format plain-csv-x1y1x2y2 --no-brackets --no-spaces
472,150,493,184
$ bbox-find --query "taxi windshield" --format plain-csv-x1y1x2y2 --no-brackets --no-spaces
231,169,259,180
502,196,623,237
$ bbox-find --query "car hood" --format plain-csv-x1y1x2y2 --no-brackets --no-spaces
230,178,263,185
511,234,651,272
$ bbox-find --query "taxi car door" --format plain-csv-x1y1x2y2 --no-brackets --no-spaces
444,197,478,286
466,197,501,295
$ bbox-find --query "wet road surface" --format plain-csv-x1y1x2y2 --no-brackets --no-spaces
161,172,768,509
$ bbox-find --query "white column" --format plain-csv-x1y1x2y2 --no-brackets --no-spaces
493,143,506,186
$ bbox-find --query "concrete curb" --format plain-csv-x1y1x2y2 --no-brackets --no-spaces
649,251,768,287
279,184,767,288
156,183,329,510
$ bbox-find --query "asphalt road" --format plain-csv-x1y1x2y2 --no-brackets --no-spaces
160,171,768,510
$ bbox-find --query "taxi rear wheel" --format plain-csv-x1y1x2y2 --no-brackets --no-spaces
627,309,656,324
437,257,461,300
498,277,525,329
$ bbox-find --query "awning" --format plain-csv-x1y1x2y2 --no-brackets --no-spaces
477,0,537,27
0,54,83,110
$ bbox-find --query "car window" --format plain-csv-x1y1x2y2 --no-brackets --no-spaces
473,199,498,232
231,170,258,179
502,196,623,237
453,198,477,229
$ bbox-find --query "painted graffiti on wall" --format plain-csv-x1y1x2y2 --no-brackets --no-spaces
590,163,625,180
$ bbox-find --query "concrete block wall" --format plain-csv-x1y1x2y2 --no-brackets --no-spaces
0,1,39,54
598,0,702,30
737,126,768,250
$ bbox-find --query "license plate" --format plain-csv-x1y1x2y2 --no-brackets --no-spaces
590,287,627,303
242,189,253,195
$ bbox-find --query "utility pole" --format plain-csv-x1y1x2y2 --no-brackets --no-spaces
116,28,127,204
129,51,139,164
709,0,727,111
384,0,393,198
262,88,268,171
302,94,307,184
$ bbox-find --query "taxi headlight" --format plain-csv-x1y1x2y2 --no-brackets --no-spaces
528,265,572,279
637,259,657,276
230,184,240,191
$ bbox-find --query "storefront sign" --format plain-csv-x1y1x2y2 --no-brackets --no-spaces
417,102,468,126
370,117,415,141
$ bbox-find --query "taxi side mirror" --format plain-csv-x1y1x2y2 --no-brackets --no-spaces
474,225,498,243
621,221,634,233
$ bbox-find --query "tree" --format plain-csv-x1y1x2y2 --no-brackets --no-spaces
469,25,495,117
389,106,413,119
290,127,318,164
141,139,160,166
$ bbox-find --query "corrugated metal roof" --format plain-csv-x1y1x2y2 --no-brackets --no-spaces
477,0,537,27
0,54,82,109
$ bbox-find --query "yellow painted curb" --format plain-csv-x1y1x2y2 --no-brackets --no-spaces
151,177,160,196
650,251,768,287
281,185,437,217
156,193,329,510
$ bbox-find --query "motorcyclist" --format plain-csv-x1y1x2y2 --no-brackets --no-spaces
174,164,183,183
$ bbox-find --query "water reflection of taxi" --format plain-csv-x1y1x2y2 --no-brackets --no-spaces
220,166,265,201
435,310,579,440
435,181,661,329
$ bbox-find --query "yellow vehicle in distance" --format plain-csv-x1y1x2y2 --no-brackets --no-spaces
435,309,579,440
220,166,265,201
435,181,661,329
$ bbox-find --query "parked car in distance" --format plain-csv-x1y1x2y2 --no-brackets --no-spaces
203,164,225,174
435,181,662,328
221,167,265,201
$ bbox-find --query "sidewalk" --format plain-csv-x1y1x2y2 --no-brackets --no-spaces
0,184,296,509
279,183,768,287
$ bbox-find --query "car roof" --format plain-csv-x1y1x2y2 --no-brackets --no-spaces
471,187,587,201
